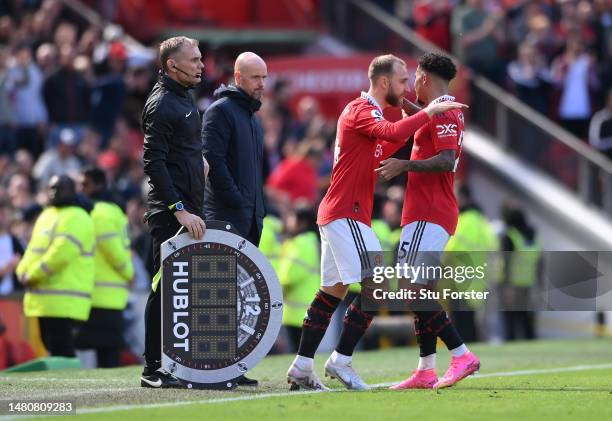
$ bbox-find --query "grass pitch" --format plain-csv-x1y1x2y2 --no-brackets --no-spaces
1,339,611,420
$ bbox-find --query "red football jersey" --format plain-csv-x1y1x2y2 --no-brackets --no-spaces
317,92,430,227
401,95,465,235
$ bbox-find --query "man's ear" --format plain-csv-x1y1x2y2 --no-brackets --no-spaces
381,76,389,90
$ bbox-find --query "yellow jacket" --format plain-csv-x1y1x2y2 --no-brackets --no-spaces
17,206,95,321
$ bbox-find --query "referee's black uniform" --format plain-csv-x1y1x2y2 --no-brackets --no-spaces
141,71,204,387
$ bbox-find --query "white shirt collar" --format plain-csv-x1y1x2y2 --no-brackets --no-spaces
430,94,455,104
361,91,383,114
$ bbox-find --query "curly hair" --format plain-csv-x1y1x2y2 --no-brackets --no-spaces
418,53,457,81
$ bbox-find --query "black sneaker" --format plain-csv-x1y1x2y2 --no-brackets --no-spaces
236,375,258,387
141,368,184,388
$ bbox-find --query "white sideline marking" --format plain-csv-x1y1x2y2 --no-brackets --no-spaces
470,363,612,379
0,363,610,419
76,363,612,415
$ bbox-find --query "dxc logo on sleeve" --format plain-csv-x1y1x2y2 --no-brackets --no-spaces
436,124,457,137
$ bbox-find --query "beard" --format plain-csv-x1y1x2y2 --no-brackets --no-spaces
385,90,401,107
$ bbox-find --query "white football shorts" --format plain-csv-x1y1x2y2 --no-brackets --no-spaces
319,218,383,287
397,221,450,285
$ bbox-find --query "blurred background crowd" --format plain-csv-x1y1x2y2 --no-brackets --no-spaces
0,0,610,368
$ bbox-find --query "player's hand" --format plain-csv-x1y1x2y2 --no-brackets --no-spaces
375,158,408,180
203,156,210,180
424,101,468,117
18,272,32,286
174,210,207,240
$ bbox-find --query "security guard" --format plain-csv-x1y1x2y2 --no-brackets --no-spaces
278,205,320,352
75,167,134,367
500,203,541,341
444,185,499,342
16,175,95,357
259,214,282,275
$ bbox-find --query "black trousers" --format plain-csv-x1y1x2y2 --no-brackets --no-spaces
38,317,80,357
143,210,262,368
503,311,535,341
143,211,182,367
75,308,125,368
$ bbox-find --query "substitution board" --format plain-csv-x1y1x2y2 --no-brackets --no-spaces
161,221,283,389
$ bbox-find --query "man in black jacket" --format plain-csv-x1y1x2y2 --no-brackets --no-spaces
201,52,266,387
141,36,207,388
202,52,266,246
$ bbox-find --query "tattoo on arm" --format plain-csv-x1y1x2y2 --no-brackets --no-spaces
405,149,456,172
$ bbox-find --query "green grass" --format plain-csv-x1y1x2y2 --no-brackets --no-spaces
1,339,611,420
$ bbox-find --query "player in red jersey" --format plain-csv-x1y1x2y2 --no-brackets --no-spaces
377,53,480,390
287,54,467,391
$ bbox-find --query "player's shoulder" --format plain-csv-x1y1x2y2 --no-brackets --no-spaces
340,96,379,121
431,108,464,123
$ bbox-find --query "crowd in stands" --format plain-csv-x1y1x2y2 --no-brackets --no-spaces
408,0,612,157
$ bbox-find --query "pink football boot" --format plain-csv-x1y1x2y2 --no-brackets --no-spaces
433,351,480,389
389,369,438,390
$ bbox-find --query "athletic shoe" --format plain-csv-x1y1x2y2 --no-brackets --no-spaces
140,368,184,388
287,363,330,391
236,375,258,386
324,356,370,391
389,369,438,390
433,351,480,389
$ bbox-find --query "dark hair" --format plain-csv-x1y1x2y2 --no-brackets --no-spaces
83,167,107,188
294,203,318,234
458,184,472,201
368,54,406,83
418,53,456,81
159,36,198,72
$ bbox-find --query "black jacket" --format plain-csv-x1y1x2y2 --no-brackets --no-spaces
142,73,204,218
202,85,265,239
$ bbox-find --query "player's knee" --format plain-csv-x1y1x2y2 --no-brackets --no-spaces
321,283,349,299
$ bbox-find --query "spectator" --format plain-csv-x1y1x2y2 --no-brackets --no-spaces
523,13,563,63
454,0,506,84
32,127,82,186
589,88,612,159
43,43,91,132
551,36,599,139
8,43,48,158
90,42,128,146
266,138,324,208
507,41,553,116
35,43,58,76
413,0,452,52
7,173,35,210
0,201,24,296
0,47,15,154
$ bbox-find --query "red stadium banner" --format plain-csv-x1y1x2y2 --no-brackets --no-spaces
266,54,470,120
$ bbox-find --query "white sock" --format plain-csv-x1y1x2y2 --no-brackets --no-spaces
450,344,469,357
417,353,436,370
293,355,314,370
330,350,352,366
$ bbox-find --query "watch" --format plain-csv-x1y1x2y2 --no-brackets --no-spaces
171,201,185,212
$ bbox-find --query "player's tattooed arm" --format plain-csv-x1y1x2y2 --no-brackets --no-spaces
375,150,456,180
